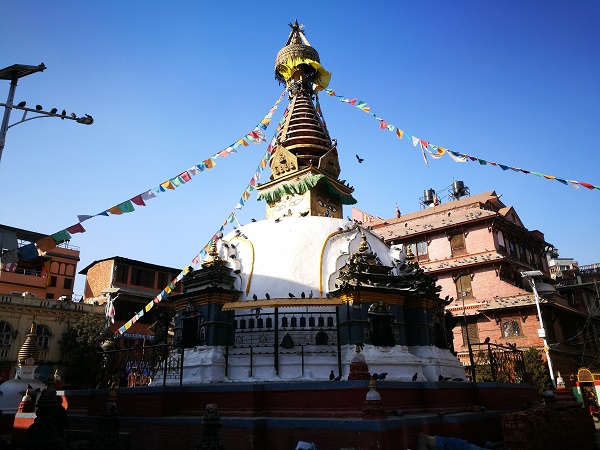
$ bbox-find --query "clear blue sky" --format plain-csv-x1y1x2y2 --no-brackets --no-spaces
1,1,599,297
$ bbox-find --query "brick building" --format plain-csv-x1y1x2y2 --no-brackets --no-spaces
0,224,103,383
79,256,182,347
372,190,600,381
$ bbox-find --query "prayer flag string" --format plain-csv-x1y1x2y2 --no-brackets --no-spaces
115,133,278,334
8,92,285,269
313,84,599,192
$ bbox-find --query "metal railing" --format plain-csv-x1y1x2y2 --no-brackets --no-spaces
469,342,526,383
95,344,184,388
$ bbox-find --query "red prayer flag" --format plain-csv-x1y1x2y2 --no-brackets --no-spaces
579,182,594,190
348,98,357,106
66,223,86,234
179,171,191,182
130,195,146,206
380,121,388,129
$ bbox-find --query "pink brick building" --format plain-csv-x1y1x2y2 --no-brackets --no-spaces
373,190,600,383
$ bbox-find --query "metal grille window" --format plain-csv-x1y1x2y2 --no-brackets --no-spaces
502,320,522,337
461,322,479,348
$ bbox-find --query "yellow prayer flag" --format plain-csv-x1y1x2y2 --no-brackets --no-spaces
161,180,175,190
107,205,123,215
204,159,215,168
396,129,404,139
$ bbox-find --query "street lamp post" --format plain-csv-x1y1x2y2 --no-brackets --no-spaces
0,63,93,164
522,270,556,388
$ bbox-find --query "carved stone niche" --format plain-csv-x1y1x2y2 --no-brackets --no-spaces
270,146,298,180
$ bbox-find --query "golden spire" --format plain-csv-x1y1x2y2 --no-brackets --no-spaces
17,321,39,365
358,232,369,253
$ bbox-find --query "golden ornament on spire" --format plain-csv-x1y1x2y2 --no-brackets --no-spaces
17,322,39,365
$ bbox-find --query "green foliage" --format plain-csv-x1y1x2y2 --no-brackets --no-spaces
523,346,552,394
59,313,112,388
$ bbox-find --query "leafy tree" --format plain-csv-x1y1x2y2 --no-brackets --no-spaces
59,313,112,388
523,346,552,394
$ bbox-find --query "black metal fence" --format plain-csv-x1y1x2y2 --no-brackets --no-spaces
469,342,526,383
95,344,184,388
228,310,340,377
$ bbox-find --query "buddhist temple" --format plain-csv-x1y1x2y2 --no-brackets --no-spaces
164,21,464,384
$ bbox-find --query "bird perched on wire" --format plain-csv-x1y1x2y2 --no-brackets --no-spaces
252,294,258,300
50,108,58,114
301,292,306,298
17,101,26,107
355,154,364,163
35,104,43,111
265,293,270,300
61,110,66,119
484,336,490,344
288,292,295,298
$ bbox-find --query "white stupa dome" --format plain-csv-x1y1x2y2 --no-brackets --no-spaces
221,216,400,300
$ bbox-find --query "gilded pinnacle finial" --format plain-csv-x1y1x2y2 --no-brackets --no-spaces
358,232,369,253
405,245,415,262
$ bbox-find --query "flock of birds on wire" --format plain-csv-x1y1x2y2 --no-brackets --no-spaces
13,101,92,122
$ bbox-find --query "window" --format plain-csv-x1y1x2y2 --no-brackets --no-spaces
408,241,429,261
450,233,466,256
0,321,13,347
116,265,129,284
455,274,473,299
157,272,167,289
63,278,73,290
35,324,51,349
497,230,506,251
130,267,155,288
502,320,522,337
49,276,57,287
461,321,479,347
45,293,54,299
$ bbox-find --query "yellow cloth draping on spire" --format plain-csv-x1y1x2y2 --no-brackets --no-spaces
277,58,331,89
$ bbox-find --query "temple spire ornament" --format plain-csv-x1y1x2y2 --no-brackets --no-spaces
258,21,356,220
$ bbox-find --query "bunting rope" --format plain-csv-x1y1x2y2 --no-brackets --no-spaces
313,83,600,192
2,92,286,272
115,132,280,335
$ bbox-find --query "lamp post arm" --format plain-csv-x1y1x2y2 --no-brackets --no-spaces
529,277,556,388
